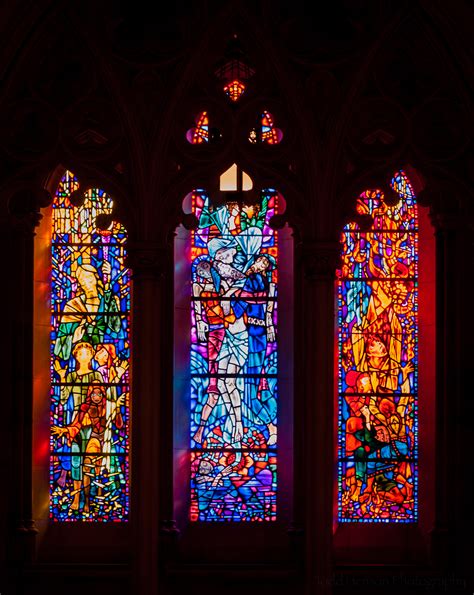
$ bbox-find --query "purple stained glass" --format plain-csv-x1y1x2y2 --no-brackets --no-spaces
189,190,280,521
50,171,130,522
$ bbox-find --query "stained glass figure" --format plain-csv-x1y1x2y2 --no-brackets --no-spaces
189,189,280,521
186,111,209,144
50,170,130,521
249,111,283,145
338,170,418,522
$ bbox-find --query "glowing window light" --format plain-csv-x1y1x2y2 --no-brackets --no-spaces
187,111,209,144
223,79,246,102
50,170,130,522
215,37,254,104
249,111,283,144
337,169,418,523
189,189,280,521
219,163,253,191
261,111,282,144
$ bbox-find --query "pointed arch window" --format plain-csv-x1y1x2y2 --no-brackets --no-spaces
249,111,283,145
175,160,292,523
46,170,130,522
173,34,293,533
189,184,280,521
337,170,418,522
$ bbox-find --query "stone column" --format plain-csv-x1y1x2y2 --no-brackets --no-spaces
128,241,173,595
298,241,340,595
2,191,46,573
429,212,469,573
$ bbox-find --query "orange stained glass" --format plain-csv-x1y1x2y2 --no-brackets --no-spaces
191,112,209,144
224,80,246,102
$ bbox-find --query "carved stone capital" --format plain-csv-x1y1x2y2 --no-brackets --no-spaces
7,187,53,235
159,519,180,538
287,522,305,562
16,519,39,535
430,210,471,233
126,242,171,280
287,522,305,543
181,213,198,230
14,520,38,563
269,213,287,230
300,241,340,281
429,525,456,568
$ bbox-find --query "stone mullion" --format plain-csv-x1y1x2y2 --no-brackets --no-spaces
2,210,40,569
300,242,339,595
430,213,464,569
128,243,169,595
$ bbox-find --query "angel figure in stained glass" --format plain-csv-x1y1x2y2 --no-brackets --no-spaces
233,254,277,446
192,260,230,444
54,342,105,489
54,261,122,361
52,382,124,513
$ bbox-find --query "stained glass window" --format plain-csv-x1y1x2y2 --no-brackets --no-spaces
189,189,280,521
50,170,130,521
223,80,246,102
187,111,209,144
249,111,283,145
214,42,254,103
338,170,417,523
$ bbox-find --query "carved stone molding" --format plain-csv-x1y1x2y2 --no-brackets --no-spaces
299,241,340,281
181,212,198,230
430,211,470,234
348,98,408,161
412,98,471,161
7,187,53,234
1,100,59,161
287,522,305,562
159,519,180,539
126,242,171,280
13,520,38,564
62,98,123,160
16,519,38,533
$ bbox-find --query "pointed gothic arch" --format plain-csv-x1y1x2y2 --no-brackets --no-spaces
169,33,297,570
333,167,436,562
33,169,131,527
2,4,472,595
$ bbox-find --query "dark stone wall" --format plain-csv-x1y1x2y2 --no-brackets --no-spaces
0,2,472,594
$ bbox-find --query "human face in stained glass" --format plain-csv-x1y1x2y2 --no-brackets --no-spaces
50,171,130,522
366,335,388,358
73,342,94,366
215,246,237,264
356,373,371,393
248,255,270,274
76,266,98,294
90,386,104,404
94,346,109,366
189,190,280,521
338,170,418,523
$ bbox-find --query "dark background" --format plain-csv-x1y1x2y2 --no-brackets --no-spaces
0,1,472,594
